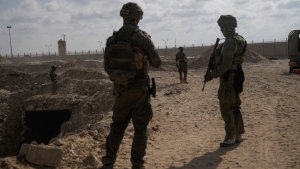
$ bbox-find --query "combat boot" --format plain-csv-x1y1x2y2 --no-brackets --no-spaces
235,134,243,143
220,138,235,147
183,80,188,84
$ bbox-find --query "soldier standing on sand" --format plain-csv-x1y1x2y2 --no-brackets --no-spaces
100,2,161,169
50,66,57,94
204,15,247,147
175,46,188,83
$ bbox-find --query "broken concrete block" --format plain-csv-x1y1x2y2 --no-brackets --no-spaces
18,144,30,157
18,144,63,167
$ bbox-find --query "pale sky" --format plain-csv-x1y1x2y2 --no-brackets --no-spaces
0,0,299,56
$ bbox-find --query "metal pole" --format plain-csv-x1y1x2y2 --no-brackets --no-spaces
263,39,264,55
98,41,103,51
192,44,194,56
7,26,13,58
175,39,176,48
45,45,52,53
163,39,168,57
62,34,66,41
274,39,276,57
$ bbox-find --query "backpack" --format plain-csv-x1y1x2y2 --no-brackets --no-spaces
106,30,145,87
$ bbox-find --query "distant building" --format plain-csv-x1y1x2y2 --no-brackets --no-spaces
58,39,66,56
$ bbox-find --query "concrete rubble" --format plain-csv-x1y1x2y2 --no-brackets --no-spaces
18,143,63,167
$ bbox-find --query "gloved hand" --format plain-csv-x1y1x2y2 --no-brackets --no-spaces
204,74,213,82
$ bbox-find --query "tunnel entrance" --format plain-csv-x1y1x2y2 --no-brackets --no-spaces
24,110,72,144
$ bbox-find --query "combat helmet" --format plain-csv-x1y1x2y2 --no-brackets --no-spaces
51,66,56,70
178,46,184,50
217,15,237,28
120,2,143,20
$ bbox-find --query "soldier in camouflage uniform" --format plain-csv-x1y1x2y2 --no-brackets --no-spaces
100,2,161,169
205,15,247,147
175,47,188,83
49,66,57,94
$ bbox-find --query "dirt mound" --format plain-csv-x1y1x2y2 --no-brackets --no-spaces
24,60,68,66
244,49,270,63
149,56,178,72
188,47,270,69
62,59,103,70
0,56,13,65
0,59,114,158
61,67,108,80
11,60,68,75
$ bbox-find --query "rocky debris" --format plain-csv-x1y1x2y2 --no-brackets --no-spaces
18,143,63,167
152,125,160,131
82,154,99,166
0,59,114,160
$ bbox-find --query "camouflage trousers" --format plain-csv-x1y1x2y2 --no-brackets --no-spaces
218,71,245,139
178,62,187,81
101,85,153,167
52,81,57,94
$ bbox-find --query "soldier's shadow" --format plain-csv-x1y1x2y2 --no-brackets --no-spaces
167,145,238,169
159,82,182,89
280,72,294,76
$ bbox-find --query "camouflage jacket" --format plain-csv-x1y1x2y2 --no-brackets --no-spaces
50,70,57,81
175,52,187,62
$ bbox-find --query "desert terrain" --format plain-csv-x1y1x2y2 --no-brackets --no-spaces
0,48,300,169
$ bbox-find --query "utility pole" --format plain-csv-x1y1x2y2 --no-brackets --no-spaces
7,26,13,58
62,34,66,41
163,39,168,57
98,41,103,51
192,44,194,56
45,45,52,53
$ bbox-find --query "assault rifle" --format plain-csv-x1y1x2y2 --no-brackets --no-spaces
202,38,220,91
149,78,156,98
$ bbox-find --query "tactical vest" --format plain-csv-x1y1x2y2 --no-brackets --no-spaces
213,34,247,67
176,52,185,61
50,71,56,81
105,30,145,86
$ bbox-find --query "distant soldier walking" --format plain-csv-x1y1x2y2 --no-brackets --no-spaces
50,66,57,94
204,15,247,147
176,47,188,83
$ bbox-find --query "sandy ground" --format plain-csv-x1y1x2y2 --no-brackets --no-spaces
1,58,300,169
110,60,300,169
